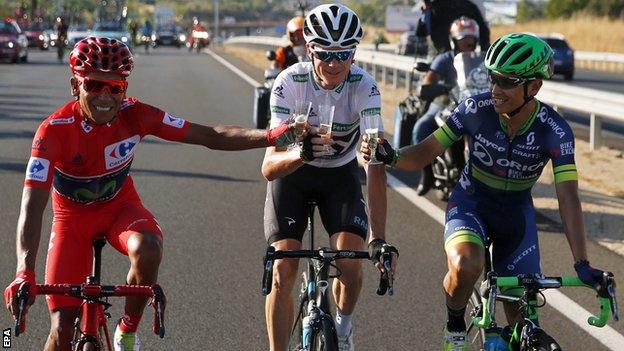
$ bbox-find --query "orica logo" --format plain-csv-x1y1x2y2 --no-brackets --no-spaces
105,135,140,170
464,98,478,114
25,157,50,182
472,141,493,166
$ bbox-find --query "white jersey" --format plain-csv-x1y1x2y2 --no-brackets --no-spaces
269,62,383,168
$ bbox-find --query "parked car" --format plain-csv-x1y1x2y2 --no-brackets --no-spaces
154,25,183,47
0,18,28,63
67,23,90,47
537,33,575,81
25,22,50,49
91,22,131,48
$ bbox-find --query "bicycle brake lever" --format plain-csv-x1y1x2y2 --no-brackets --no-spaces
384,259,394,296
605,274,619,321
262,246,276,296
14,282,30,337
151,284,166,338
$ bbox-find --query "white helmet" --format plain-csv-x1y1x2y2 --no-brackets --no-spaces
303,4,363,49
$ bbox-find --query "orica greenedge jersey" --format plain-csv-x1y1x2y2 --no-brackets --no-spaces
269,62,383,168
433,92,578,205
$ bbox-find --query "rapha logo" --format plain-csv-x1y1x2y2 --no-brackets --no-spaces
104,135,140,170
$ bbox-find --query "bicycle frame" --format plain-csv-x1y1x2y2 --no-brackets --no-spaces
469,240,618,350
15,238,166,351
261,200,386,350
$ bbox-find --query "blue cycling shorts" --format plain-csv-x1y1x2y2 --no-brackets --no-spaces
444,189,541,280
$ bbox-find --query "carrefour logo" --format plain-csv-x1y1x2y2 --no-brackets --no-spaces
104,135,140,170
25,157,50,182
162,113,185,129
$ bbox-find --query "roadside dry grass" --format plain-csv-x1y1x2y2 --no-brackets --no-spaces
364,16,624,53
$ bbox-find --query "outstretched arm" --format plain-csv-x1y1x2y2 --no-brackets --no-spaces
183,122,296,150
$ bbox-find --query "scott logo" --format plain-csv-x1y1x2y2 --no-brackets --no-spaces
104,135,140,170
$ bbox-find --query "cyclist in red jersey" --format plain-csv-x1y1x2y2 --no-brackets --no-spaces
3,36,300,351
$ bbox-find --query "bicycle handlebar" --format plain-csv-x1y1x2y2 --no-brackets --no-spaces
14,282,166,337
475,272,618,329
261,247,390,296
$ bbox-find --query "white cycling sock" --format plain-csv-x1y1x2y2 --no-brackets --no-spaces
335,309,353,337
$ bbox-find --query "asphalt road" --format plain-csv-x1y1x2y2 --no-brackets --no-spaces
0,48,622,350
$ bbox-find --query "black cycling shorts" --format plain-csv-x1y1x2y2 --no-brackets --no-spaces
264,159,368,244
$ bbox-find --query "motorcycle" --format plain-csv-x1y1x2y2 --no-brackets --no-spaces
140,33,156,53
395,51,490,200
188,30,210,53
253,50,280,129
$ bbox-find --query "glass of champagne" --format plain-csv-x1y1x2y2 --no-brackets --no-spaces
318,104,335,153
294,99,312,137
362,114,381,165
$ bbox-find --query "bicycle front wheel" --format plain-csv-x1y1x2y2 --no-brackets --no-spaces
466,288,485,350
311,318,338,351
82,341,97,351
525,329,562,351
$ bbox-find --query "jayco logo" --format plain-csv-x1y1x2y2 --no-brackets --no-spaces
104,135,140,170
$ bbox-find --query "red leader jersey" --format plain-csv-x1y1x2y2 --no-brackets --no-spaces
24,97,190,210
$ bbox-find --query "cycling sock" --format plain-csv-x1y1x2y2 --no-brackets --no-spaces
446,305,466,332
119,312,143,333
334,309,353,337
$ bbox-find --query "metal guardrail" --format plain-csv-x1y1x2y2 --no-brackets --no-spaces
226,36,624,151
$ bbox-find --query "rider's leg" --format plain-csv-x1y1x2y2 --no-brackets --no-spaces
444,241,485,330
331,232,364,316
265,238,302,351
45,307,80,351
107,202,164,334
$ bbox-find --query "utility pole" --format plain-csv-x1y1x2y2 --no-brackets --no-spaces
214,0,219,42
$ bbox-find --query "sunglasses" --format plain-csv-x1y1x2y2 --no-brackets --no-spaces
311,49,355,63
488,72,531,90
77,77,128,95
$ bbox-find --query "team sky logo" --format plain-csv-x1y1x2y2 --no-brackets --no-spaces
273,84,285,99
162,113,185,129
104,135,140,170
368,85,380,97
25,157,50,182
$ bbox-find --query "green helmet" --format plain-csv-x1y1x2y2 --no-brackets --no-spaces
485,33,554,79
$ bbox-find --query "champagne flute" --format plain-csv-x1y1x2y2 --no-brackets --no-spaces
362,114,381,165
294,99,312,137
318,104,335,153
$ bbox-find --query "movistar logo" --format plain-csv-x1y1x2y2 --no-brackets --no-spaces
292,73,308,83
270,105,290,114
72,180,117,201
361,107,381,116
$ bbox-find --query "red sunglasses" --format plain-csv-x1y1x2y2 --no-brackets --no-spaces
77,76,128,95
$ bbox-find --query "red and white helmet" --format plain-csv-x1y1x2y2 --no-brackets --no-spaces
450,16,479,41
69,37,134,77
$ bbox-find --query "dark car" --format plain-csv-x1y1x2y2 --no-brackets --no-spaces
0,18,28,63
25,22,50,49
538,34,575,81
154,25,183,47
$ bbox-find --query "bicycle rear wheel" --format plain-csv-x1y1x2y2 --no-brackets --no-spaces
311,317,338,351
466,288,485,350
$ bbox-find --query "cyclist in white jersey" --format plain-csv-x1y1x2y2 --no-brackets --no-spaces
261,4,398,351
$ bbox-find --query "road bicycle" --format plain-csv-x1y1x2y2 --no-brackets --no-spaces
14,236,166,351
261,200,394,351
464,239,618,351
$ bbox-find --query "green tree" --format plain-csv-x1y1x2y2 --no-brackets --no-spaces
586,0,624,18
517,0,546,22
546,0,589,19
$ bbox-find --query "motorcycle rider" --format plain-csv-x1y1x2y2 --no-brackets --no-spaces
415,0,489,55
271,16,306,71
188,17,208,51
54,16,68,62
412,16,480,195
